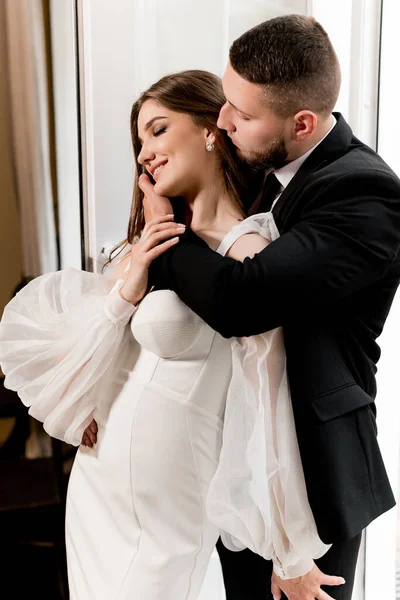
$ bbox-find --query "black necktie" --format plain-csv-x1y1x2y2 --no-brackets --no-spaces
248,171,282,215
260,172,282,212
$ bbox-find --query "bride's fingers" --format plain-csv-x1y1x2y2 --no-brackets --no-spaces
89,419,98,434
127,222,184,271
147,236,181,261
86,428,97,445
141,226,185,252
141,221,184,241
138,174,167,199
138,173,152,191
142,214,175,234
82,433,92,447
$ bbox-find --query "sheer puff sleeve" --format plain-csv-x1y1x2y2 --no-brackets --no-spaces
206,213,331,578
0,266,137,446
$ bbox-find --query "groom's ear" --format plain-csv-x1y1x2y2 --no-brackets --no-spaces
291,111,317,141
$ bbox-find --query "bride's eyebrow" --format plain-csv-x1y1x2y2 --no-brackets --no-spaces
145,116,167,131
138,116,167,144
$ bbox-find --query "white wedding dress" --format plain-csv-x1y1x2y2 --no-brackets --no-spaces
0,213,329,600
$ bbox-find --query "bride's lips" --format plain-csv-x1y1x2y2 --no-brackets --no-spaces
149,160,168,180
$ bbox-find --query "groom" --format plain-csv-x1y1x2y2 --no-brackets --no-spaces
140,15,400,600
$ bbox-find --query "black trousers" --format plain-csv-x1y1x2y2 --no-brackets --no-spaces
216,533,362,600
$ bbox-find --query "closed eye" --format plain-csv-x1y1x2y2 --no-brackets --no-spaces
154,126,166,136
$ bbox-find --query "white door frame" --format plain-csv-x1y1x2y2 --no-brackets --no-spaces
49,0,82,269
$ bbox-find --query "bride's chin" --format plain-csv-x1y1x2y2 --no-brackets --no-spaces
154,180,177,198
154,184,166,197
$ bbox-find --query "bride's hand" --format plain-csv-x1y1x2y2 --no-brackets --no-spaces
120,215,185,305
81,418,98,447
139,174,174,221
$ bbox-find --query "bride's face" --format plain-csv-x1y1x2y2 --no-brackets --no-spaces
137,100,216,198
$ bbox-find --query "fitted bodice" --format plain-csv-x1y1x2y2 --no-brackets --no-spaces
126,287,233,423
130,290,211,360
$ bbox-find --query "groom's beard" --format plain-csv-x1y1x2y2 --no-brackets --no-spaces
237,134,288,171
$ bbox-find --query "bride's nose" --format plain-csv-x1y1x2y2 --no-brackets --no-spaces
138,142,156,166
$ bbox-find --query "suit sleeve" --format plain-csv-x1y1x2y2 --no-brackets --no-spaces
148,171,400,338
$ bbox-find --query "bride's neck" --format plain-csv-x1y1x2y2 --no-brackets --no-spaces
182,180,243,232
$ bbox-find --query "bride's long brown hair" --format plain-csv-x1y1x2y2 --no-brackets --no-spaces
103,70,248,270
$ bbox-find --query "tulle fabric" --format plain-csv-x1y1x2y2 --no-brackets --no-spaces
0,266,135,446
206,213,330,577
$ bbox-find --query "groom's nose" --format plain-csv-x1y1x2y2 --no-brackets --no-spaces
217,102,234,132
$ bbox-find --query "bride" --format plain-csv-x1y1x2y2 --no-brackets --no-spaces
0,70,329,599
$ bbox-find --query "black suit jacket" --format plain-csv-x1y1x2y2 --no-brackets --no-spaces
149,113,400,543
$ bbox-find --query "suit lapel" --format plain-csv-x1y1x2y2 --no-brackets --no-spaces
272,113,354,228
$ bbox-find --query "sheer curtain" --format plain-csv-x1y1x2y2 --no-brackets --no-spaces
4,0,58,278
3,0,59,457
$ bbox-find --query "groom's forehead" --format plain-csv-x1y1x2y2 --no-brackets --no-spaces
222,63,265,117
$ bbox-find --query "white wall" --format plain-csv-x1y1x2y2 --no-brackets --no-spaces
312,0,381,150
77,0,230,271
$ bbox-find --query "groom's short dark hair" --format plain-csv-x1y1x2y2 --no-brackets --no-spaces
229,14,341,118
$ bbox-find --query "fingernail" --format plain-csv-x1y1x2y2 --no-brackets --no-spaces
177,223,186,227
341,578,346,584
167,213,174,217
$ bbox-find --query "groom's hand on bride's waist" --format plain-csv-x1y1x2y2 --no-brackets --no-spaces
271,562,345,600
139,174,174,222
